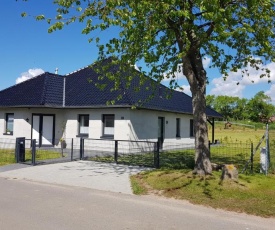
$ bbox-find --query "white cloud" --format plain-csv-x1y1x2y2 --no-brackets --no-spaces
209,61,275,97
210,77,245,97
16,68,44,84
175,84,192,96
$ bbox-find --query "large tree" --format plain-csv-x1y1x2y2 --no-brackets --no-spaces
23,0,275,175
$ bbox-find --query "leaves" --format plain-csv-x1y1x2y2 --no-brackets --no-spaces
207,93,275,122
35,15,45,21
21,12,27,17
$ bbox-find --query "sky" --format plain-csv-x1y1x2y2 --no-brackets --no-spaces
1,0,275,103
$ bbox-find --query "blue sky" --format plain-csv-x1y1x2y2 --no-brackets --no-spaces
1,0,275,103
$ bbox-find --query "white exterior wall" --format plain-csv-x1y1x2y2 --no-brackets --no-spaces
0,107,194,150
64,108,131,140
0,108,64,140
128,109,195,148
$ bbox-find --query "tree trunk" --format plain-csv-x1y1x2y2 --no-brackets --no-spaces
192,88,212,175
182,53,212,175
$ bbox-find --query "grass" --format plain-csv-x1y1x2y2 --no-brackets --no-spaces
131,170,275,217
0,149,66,166
130,123,275,217
0,149,16,166
210,122,266,143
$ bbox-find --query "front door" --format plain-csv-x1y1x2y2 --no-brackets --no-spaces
158,117,165,149
32,114,55,146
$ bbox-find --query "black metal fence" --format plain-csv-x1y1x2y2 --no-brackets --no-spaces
20,138,81,165
0,136,273,173
81,138,159,168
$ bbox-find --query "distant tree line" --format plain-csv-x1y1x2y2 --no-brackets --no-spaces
206,91,275,122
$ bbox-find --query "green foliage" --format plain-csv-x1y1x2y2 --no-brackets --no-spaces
246,91,275,122
207,92,275,122
22,0,275,88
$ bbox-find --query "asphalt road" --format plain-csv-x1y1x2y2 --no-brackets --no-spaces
0,177,274,230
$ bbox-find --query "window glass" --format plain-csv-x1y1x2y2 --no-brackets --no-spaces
176,118,180,137
79,115,89,135
190,119,194,137
6,113,14,134
103,115,114,136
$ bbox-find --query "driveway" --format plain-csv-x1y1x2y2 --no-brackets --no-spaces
0,161,149,194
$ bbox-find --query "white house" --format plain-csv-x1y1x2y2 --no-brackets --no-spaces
0,58,222,150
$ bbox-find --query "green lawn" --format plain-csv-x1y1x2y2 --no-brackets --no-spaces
0,149,16,166
0,149,66,166
131,170,275,217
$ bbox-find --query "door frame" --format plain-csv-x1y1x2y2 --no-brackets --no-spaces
31,114,55,147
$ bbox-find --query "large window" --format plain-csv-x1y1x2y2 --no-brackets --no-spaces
5,113,14,135
190,119,194,137
102,114,114,138
176,118,181,138
78,115,89,136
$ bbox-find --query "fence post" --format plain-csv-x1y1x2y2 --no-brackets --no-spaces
114,140,118,163
209,141,211,159
154,141,160,169
15,137,25,163
31,139,36,166
71,138,74,161
266,123,270,165
80,138,84,160
250,142,254,173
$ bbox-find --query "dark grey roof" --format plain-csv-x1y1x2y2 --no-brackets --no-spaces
0,72,64,107
0,59,222,118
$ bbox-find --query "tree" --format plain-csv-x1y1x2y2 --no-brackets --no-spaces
233,98,249,121
22,0,275,175
246,91,275,122
206,95,249,121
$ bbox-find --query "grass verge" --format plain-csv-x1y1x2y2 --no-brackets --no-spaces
131,170,275,217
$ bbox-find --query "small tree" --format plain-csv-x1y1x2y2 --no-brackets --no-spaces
22,0,275,175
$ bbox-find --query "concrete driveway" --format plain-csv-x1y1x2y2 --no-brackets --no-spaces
0,161,149,194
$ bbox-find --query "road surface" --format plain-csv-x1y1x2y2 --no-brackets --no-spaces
0,177,274,230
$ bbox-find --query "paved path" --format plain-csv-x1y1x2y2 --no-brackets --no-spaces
0,163,31,172
0,161,149,194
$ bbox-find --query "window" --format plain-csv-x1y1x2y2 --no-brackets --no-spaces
78,115,89,136
102,114,114,137
5,113,14,135
190,119,194,137
176,118,181,138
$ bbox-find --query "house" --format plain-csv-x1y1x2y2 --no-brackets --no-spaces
0,58,222,150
